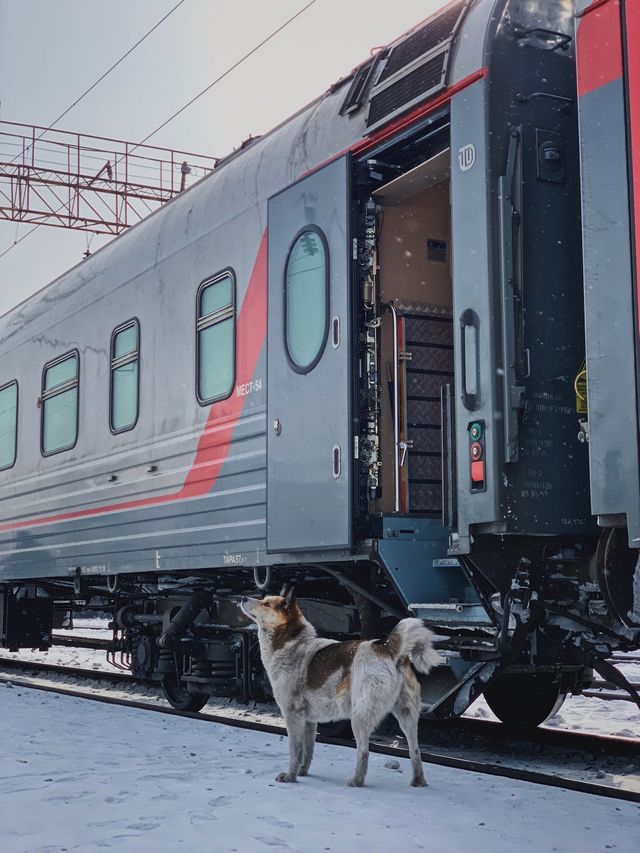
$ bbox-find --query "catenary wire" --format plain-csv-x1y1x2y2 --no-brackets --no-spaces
7,0,186,166
135,0,317,149
0,0,318,262
0,0,186,260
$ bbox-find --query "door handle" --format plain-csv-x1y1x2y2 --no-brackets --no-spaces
333,445,341,479
460,308,479,411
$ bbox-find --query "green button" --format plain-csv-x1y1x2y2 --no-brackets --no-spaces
470,422,483,441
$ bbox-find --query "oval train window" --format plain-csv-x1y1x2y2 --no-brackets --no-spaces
285,227,329,372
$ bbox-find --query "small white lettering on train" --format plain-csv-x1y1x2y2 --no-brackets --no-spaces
236,377,264,397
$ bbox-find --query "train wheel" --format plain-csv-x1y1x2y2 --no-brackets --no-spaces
161,674,209,713
597,526,640,628
483,673,566,729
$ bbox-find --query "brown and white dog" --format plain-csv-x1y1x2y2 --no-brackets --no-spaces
240,588,442,787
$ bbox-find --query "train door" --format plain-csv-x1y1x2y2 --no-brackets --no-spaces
266,156,352,552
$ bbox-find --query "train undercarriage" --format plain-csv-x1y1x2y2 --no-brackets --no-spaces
2,531,639,731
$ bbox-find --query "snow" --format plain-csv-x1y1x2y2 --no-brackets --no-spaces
56,616,114,639
1,685,638,853
8,642,113,672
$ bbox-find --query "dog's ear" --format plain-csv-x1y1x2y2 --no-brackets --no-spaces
284,586,296,608
280,583,288,597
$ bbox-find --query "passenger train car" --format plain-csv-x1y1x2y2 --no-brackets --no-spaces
1,0,639,726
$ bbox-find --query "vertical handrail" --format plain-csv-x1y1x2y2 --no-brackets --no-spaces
498,126,525,463
390,301,401,512
441,383,457,528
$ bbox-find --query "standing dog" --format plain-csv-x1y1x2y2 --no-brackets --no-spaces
240,588,442,787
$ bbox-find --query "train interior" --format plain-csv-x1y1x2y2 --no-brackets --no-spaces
372,148,453,521
362,144,491,712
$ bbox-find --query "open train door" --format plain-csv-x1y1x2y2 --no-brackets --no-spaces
266,156,352,552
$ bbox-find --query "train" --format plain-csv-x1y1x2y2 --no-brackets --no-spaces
1,0,639,728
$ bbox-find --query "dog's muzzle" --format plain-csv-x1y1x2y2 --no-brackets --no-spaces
240,596,256,620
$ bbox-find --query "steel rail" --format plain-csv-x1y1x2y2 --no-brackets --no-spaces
583,689,638,702
47,635,640,699
0,656,636,754
0,658,638,804
51,634,114,651
4,656,640,736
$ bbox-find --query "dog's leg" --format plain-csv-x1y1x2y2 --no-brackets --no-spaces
392,705,426,787
298,721,317,776
348,714,371,787
393,672,427,787
276,715,306,783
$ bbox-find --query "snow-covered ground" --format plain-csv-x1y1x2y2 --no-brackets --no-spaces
1,685,638,853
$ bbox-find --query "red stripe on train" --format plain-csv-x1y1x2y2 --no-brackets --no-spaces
0,234,268,533
576,0,623,97
179,234,268,498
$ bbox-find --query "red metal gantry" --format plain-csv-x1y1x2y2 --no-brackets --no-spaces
0,121,218,235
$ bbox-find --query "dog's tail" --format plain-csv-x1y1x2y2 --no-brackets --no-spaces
387,618,444,674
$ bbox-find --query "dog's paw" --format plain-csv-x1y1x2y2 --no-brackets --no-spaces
347,777,364,788
410,777,428,788
298,767,309,777
275,772,298,783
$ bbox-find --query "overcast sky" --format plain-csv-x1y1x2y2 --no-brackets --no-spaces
0,0,444,317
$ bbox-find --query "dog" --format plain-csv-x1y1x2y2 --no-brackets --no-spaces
240,587,443,787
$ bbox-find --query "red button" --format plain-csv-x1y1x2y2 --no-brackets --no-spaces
471,460,485,484
470,441,483,460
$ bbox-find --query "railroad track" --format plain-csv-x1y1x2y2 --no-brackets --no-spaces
52,633,113,650
1,656,638,804
49,633,640,704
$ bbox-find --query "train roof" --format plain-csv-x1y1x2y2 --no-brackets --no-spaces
0,0,574,348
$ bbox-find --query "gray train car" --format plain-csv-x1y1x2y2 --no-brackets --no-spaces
1,0,638,725
574,0,640,633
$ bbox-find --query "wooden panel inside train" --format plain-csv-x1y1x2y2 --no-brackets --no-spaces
374,152,452,518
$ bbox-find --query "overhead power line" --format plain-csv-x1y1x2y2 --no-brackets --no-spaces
0,0,318,262
137,0,318,148
0,0,187,261
12,1,186,166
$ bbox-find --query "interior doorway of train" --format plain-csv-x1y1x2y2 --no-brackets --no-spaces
359,120,453,525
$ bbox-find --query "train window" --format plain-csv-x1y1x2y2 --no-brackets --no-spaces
285,227,329,373
197,271,235,404
41,351,79,455
0,380,18,470
110,320,140,433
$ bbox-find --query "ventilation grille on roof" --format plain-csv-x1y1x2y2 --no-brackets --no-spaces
377,2,466,84
368,54,447,129
339,55,383,117
366,0,468,131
